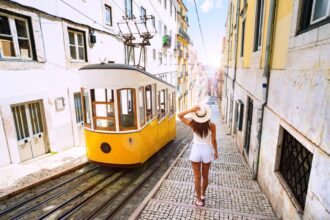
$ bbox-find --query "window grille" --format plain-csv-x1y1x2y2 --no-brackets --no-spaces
279,129,313,209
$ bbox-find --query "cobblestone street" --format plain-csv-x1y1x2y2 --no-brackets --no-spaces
135,103,278,220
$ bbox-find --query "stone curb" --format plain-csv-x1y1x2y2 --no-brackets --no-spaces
129,143,190,220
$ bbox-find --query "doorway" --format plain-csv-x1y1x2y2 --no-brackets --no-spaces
244,97,253,155
12,100,49,162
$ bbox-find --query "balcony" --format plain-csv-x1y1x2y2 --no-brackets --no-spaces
162,35,172,48
177,28,190,42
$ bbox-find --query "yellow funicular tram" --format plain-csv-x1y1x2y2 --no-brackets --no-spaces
78,64,176,166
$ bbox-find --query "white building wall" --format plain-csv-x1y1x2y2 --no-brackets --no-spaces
0,0,125,166
0,0,179,166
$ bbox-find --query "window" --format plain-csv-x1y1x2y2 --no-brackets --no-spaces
240,18,246,57
153,49,156,60
125,0,133,17
158,89,167,119
170,1,173,15
152,85,157,117
82,88,91,128
300,0,330,31
253,0,264,51
158,52,162,64
74,92,83,124
12,105,29,141
141,7,146,19
139,87,145,126
68,29,86,61
118,88,137,130
169,91,174,115
105,5,112,26
145,85,153,121
0,13,33,59
279,129,313,209
164,0,167,9
311,0,330,24
91,89,115,131
164,25,167,35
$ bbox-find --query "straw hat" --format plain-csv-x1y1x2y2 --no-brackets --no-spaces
191,104,212,123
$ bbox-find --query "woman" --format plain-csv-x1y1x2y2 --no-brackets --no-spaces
178,104,218,207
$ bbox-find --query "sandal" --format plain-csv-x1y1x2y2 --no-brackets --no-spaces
195,200,204,207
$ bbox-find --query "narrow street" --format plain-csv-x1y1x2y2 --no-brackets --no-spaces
135,99,278,219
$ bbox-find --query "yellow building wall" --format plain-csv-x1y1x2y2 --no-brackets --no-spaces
235,0,292,69
271,0,293,69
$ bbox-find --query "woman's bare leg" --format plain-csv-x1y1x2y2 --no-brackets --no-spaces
202,162,211,197
191,162,202,202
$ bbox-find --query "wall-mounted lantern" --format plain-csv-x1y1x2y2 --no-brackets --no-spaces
89,28,96,44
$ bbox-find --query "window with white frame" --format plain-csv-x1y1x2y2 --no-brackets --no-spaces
164,0,167,9
125,0,133,18
300,0,330,31
105,5,112,26
311,0,330,24
0,12,33,59
170,1,173,15
164,25,167,35
68,29,86,61
158,20,162,34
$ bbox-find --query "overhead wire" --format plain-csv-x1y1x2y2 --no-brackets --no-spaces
193,0,208,58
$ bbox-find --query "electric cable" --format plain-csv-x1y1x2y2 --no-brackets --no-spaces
193,0,208,58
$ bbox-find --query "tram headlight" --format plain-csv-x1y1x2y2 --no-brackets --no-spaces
100,143,111,153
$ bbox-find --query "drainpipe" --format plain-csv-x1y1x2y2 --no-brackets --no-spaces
230,0,240,133
252,0,278,179
224,2,231,123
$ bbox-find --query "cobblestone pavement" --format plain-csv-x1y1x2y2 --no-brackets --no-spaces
135,101,278,220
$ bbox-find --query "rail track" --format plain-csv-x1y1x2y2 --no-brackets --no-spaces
0,122,192,220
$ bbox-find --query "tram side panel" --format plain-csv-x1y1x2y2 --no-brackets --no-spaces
84,130,142,165
139,118,159,163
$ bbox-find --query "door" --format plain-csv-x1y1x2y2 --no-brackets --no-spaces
12,101,48,162
244,97,253,155
74,92,85,146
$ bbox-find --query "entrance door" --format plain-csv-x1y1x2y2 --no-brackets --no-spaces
244,97,253,155
74,92,85,146
12,101,48,162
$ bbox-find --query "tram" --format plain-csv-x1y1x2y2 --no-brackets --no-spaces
78,64,176,166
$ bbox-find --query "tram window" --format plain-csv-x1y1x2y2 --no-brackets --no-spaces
139,87,145,126
157,91,161,119
173,91,176,112
82,88,91,128
145,85,152,121
152,84,157,117
159,89,167,119
118,88,137,130
91,89,115,131
169,92,173,115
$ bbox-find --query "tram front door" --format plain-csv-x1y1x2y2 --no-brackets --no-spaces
12,101,48,162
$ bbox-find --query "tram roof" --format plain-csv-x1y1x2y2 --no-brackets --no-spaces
80,63,175,88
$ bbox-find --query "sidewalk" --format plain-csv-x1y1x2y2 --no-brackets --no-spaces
132,104,278,220
0,146,87,200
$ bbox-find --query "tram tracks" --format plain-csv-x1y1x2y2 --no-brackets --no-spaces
0,123,192,220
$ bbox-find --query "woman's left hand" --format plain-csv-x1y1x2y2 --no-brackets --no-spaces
214,152,219,160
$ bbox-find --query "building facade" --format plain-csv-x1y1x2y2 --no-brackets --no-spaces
175,0,190,111
0,0,178,167
221,0,329,219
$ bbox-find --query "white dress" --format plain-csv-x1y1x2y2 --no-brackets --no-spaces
189,130,214,163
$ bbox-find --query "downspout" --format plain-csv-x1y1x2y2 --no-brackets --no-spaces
231,0,240,132
224,3,231,122
252,0,277,179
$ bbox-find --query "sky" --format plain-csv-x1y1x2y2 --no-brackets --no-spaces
184,0,228,68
